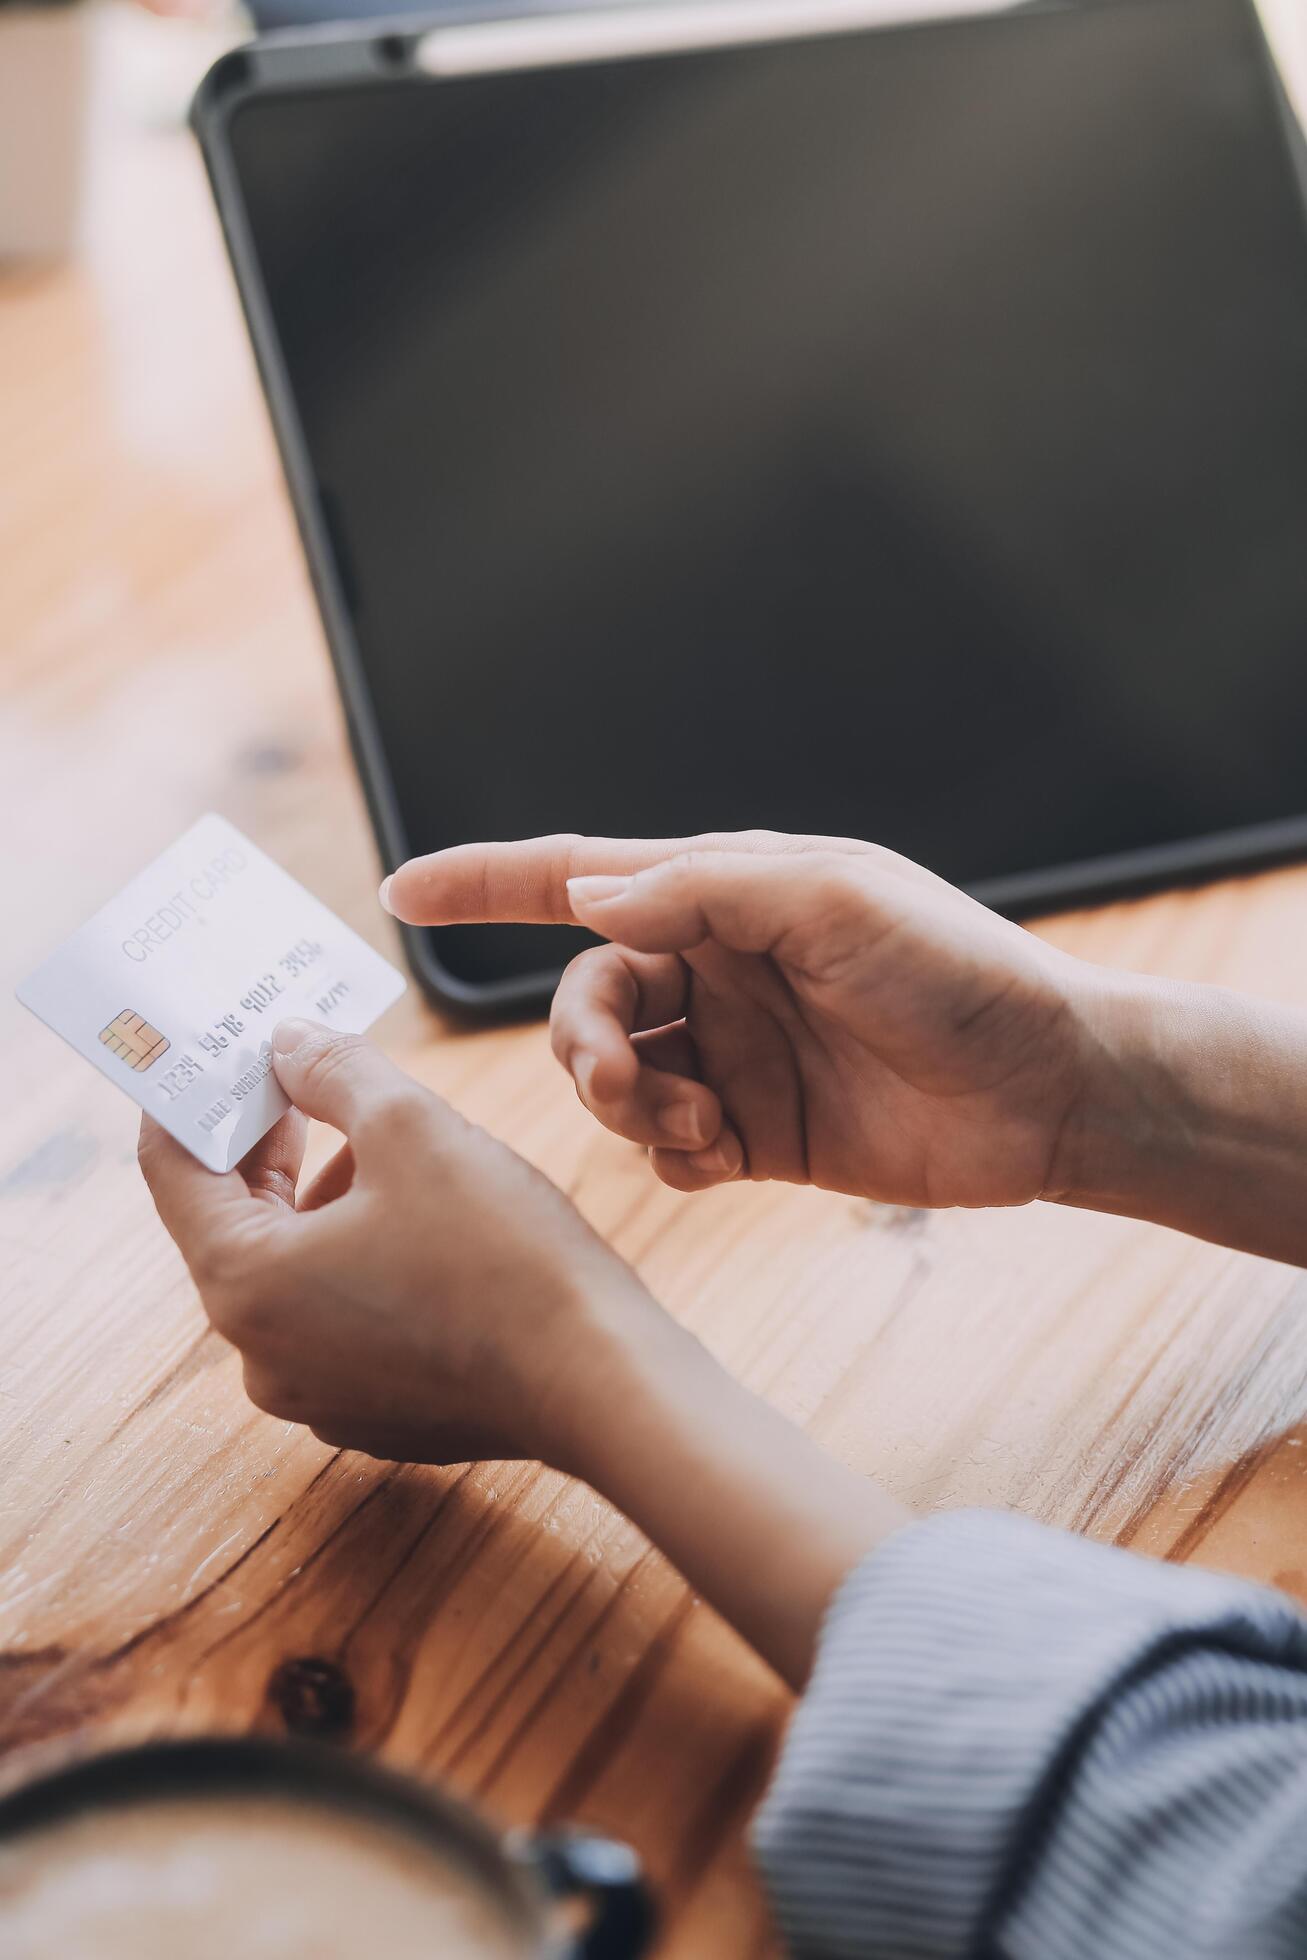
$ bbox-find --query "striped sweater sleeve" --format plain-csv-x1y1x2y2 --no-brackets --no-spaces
751,1509,1307,1959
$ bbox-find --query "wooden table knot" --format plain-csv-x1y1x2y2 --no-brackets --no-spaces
265,1655,356,1743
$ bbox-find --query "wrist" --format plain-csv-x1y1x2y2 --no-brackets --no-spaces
1045,967,1191,1212
544,1270,713,1487
1046,965,1307,1264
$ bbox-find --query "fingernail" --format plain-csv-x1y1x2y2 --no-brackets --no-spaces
567,874,631,909
273,1019,315,1056
378,874,396,915
573,1051,599,1104
661,1100,707,1145
688,1134,743,1177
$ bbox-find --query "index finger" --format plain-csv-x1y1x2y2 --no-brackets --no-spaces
383,829,867,927
138,1116,283,1272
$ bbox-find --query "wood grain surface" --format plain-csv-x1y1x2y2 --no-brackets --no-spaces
3,11,1307,1952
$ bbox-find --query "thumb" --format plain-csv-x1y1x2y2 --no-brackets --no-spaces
271,1020,417,1138
565,850,870,959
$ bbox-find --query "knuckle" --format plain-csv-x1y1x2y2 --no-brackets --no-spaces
548,1009,572,1066
680,829,789,863
567,942,618,985
551,947,616,1037
650,850,709,889
650,1145,698,1192
733,827,790,854
242,1163,298,1208
189,1230,241,1296
192,1214,272,1292
553,834,589,882
806,852,868,902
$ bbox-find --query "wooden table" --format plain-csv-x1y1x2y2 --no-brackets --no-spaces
5,15,1307,1952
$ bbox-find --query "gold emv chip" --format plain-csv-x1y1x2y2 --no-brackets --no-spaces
99,1010,169,1073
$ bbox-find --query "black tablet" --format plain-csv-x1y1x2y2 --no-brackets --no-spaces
193,0,1307,1014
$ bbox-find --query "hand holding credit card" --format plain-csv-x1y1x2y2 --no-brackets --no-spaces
17,815,405,1171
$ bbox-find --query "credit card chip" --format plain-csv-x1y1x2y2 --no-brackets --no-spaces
99,1010,170,1072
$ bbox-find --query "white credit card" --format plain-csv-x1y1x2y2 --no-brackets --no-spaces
16,814,406,1172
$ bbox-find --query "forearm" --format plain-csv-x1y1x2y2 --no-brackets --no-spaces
558,1286,907,1688
1052,970,1307,1267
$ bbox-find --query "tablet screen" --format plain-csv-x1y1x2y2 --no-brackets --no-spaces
226,0,1307,992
